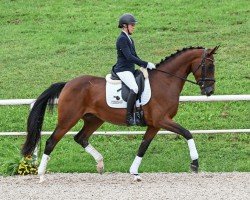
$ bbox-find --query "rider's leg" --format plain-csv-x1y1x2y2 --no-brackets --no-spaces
126,89,137,125
117,71,138,126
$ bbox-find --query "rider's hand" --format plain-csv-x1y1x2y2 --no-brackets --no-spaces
147,62,156,70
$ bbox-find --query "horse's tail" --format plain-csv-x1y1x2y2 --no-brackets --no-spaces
21,82,67,157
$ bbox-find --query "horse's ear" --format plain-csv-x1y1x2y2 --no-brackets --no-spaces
208,45,220,56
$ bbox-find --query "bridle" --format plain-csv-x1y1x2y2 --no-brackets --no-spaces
192,49,216,88
153,49,216,88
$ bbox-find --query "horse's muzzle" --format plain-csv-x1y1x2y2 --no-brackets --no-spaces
201,86,214,96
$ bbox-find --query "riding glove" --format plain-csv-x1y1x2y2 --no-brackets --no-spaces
147,62,156,70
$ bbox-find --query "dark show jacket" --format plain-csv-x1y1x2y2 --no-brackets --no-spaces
113,31,148,73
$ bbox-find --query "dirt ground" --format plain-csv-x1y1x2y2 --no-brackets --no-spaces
0,172,249,200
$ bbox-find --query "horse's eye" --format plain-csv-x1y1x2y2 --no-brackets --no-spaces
208,64,214,73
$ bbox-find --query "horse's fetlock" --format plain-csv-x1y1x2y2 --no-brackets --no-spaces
44,138,56,155
184,131,192,140
73,135,80,143
74,136,89,148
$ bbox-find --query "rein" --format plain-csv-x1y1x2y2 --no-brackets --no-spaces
152,68,198,85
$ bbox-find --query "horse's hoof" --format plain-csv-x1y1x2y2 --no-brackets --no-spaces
190,159,199,173
132,174,142,182
96,160,104,174
39,175,45,183
190,164,199,173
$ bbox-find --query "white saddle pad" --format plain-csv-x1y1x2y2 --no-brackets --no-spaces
105,74,151,108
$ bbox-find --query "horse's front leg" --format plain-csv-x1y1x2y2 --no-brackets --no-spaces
158,117,199,172
130,126,159,181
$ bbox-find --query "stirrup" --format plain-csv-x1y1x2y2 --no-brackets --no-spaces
135,111,146,126
126,113,136,126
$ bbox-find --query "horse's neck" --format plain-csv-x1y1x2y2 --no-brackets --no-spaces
159,50,197,76
153,50,200,95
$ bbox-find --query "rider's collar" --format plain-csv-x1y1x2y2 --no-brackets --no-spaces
122,30,132,44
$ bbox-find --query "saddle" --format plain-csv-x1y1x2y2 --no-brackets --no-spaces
111,68,145,103
110,67,147,126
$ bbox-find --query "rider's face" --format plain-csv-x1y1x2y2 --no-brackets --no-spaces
127,24,135,34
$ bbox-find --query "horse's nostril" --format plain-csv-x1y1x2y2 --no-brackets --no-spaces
207,90,214,96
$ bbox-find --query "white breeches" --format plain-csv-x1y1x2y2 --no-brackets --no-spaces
116,71,138,94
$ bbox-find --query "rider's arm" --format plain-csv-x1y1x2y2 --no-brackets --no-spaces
118,37,148,68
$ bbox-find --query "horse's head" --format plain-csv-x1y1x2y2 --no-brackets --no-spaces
191,46,219,96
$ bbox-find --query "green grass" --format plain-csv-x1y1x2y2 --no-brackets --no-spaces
0,0,249,175
1,134,249,174
0,101,249,132
0,0,249,97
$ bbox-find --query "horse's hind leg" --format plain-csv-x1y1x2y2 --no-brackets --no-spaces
38,109,83,182
158,117,199,172
74,114,104,174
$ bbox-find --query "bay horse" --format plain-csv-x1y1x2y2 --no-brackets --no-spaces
22,46,219,182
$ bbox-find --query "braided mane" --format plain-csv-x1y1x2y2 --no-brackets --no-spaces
156,46,204,68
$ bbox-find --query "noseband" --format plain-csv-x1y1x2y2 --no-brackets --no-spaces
153,49,216,88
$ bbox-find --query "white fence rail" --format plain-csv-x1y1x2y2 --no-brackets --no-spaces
0,129,249,136
1,95,250,106
0,95,249,136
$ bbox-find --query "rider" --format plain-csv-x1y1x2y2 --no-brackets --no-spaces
113,13,156,126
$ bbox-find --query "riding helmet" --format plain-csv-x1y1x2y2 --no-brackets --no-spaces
118,13,137,28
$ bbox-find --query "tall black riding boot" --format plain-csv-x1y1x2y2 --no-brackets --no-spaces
126,90,137,126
